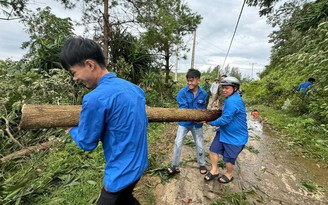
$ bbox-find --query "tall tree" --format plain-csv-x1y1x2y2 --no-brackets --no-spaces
133,0,202,83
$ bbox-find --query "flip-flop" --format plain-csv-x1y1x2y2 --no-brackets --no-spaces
199,166,208,175
218,174,234,184
204,172,220,181
167,166,180,175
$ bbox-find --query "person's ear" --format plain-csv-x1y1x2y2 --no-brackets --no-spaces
85,59,96,71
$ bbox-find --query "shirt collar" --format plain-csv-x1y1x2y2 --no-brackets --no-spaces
98,72,117,85
187,86,199,93
226,91,238,99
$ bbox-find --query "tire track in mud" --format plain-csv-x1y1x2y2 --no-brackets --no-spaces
154,115,328,205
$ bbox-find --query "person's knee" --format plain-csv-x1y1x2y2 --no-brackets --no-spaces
209,151,219,158
223,157,237,165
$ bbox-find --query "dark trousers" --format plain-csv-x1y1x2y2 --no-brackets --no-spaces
97,179,140,205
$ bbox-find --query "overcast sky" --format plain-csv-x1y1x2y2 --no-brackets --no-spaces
183,0,274,79
0,0,274,79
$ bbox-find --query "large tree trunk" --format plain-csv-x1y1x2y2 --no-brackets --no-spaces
19,104,221,130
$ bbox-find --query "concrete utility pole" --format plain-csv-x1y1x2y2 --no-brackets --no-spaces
190,30,196,69
250,62,257,79
175,49,178,82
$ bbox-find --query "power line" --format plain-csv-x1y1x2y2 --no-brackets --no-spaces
221,0,247,75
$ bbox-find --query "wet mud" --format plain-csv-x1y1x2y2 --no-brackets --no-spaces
154,114,328,205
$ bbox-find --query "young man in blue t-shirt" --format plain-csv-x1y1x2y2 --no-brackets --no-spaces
168,69,208,175
60,37,148,205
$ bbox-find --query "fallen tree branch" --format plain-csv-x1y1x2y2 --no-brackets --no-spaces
1,139,61,163
2,116,24,148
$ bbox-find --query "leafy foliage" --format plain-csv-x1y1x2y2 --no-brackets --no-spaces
245,0,328,124
109,28,158,85
242,0,328,166
246,0,280,16
0,60,86,156
0,0,29,20
21,7,74,72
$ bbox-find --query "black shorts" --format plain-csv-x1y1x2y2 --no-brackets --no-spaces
97,179,140,205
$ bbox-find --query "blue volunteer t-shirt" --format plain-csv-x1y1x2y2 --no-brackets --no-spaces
177,86,207,128
297,81,313,93
70,73,148,192
209,92,248,146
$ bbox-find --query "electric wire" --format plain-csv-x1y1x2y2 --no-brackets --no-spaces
221,0,247,70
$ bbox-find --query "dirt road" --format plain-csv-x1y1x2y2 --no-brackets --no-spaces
153,115,328,204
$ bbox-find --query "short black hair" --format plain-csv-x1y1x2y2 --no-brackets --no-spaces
60,37,106,70
186,69,201,79
308,78,315,82
221,74,227,78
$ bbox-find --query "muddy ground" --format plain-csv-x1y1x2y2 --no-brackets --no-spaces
143,114,328,205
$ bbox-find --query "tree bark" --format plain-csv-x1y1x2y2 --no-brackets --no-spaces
19,104,222,130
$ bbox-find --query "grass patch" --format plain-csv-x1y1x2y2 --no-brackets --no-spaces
245,145,260,154
2,138,104,205
298,179,325,194
211,192,250,205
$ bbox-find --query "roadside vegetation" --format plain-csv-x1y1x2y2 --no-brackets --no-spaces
243,0,328,164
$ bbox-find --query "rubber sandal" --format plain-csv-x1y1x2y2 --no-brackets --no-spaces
167,166,180,175
199,166,208,175
218,175,234,184
204,172,220,181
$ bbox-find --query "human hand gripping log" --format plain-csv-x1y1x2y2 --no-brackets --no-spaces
19,104,222,130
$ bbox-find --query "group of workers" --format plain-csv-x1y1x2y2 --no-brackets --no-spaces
61,37,248,204
59,37,313,205
202,75,227,109
167,69,248,185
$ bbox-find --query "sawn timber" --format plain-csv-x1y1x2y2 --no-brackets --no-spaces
19,104,222,130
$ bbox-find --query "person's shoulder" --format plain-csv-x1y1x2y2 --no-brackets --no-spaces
83,91,101,106
177,86,188,95
228,92,243,102
179,86,189,91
